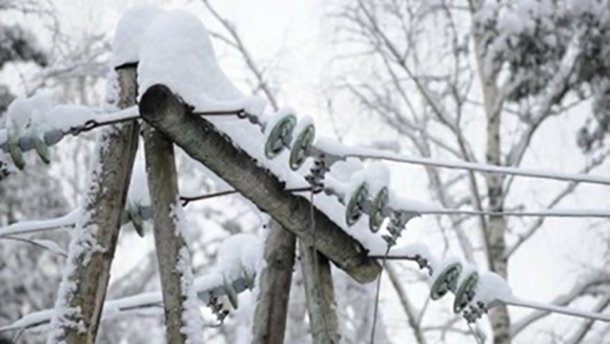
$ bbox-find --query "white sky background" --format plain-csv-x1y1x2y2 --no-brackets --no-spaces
3,0,610,342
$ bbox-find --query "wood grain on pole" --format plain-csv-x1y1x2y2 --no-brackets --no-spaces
54,67,139,343
300,241,339,344
138,84,381,283
251,220,296,344
142,116,194,343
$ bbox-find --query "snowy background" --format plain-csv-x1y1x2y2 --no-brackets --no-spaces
0,0,609,343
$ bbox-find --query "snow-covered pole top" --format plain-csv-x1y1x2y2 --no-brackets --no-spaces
136,8,266,115
111,5,163,69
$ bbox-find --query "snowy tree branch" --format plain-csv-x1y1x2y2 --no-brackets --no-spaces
510,273,610,337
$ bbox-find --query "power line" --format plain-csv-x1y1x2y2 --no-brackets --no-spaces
367,254,610,324
0,209,80,238
419,208,610,218
315,142,610,186
502,297,610,322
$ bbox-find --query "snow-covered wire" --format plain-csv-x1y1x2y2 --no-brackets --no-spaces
0,187,273,239
367,253,610,324
418,208,610,218
0,209,80,238
316,140,610,186
0,268,253,334
184,187,610,219
502,297,610,323
1,236,67,257
0,106,140,152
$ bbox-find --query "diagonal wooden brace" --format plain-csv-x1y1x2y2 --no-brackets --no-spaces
139,84,381,283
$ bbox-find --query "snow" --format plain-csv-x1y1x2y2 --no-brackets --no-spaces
131,5,610,259
2,268,256,334
319,142,610,186
388,195,438,213
127,156,150,207
215,234,262,281
176,247,205,344
472,271,514,308
233,292,256,344
0,310,54,332
193,271,224,293
171,201,198,244
383,242,438,268
504,297,610,322
6,93,53,140
112,4,163,68
362,162,390,195
3,92,137,136
243,95,267,118
497,9,525,35
0,208,80,237
46,129,113,343
323,173,349,198
0,102,138,152
137,9,260,112
475,0,499,25
316,136,354,157
327,158,363,181
429,256,461,285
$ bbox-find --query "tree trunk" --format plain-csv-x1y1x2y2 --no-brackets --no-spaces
386,263,426,344
138,84,381,283
143,122,202,343
299,241,339,344
46,67,139,344
251,219,296,344
473,33,512,344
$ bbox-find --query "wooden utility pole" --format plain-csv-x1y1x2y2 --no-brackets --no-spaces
300,241,339,344
251,220,296,344
46,66,139,344
138,84,381,283
143,115,201,342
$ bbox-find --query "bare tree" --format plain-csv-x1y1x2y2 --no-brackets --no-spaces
332,0,610,343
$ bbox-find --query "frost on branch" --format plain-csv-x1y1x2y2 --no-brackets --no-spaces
46,139,108,343
0,24,48,68
170,202,205,344
177,247,205,344
474,0,610,149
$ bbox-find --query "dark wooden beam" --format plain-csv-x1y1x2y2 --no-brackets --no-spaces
251,220,296,344
139,84,381,283
143,115,195,342
300,241,339,344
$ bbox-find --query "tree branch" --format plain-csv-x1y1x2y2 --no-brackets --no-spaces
511,273,610,337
